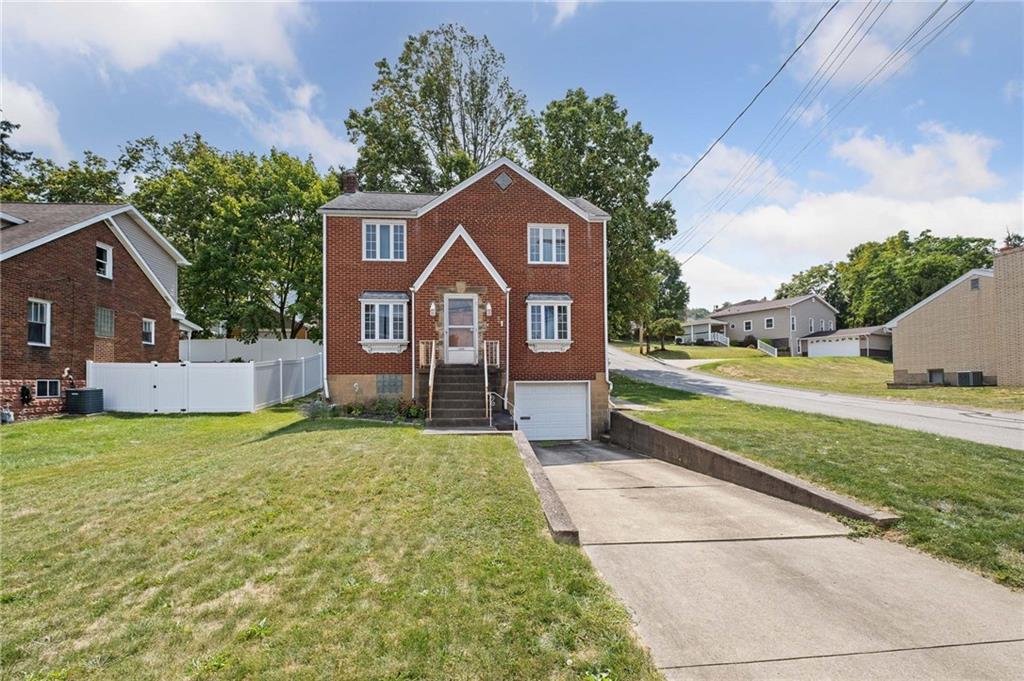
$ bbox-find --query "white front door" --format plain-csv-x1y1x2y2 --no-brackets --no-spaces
445,295,477,364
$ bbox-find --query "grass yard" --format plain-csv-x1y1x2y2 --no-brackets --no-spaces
612,374,1024,589
613,340,762,360
697,356,1024,412
0,409,658,680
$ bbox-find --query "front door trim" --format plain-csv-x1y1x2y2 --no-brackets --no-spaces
443,292,478,364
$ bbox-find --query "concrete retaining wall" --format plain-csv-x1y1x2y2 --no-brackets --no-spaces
609,411,898,527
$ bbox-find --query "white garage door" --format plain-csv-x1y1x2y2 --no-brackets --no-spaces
514,382,589,441
808,338,860,357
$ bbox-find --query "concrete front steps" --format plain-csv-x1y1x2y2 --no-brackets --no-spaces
428,365,489,427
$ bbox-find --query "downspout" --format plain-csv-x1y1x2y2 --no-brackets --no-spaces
503,287,510,404
602,219,610,385
410,288,416,399
321,213,329,400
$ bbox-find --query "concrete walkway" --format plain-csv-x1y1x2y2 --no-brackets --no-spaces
609,345,1024,450
535,441,1024,680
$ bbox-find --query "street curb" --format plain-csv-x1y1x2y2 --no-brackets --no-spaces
512,431,580,545
610,411,900,528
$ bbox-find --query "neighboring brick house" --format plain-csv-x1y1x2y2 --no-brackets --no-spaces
320,158,610,440
711,295,838,353
0,203,198,419
886,246,1024,387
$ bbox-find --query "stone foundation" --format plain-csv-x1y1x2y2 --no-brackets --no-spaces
1,377,70,421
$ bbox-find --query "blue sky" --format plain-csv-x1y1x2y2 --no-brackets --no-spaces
3,1,1022,308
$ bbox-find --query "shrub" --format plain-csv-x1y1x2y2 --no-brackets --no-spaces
307,399,336,419
742,334,758,348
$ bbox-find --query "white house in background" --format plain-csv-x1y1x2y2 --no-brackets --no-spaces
676,318,729,345
797,325,892,358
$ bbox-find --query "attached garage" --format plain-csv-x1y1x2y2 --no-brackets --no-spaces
808,337,860,357
513,381,590,441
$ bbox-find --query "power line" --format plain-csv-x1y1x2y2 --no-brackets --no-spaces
657,0,841,204
677,0,971,269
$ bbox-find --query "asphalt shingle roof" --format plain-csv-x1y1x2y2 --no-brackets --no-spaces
1,202,126,254
320,191,610,220
713,296,814,316
803,325,889,339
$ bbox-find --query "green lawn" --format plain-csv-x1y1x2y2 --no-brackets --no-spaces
696,356,1024,412
612,374,1024,588
613,340,762,360
0,410,658,680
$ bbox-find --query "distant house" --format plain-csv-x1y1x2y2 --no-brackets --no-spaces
798,325,891,358
677,317,729,345
711,294,838,353
885,246,1023,387
0,203,199,419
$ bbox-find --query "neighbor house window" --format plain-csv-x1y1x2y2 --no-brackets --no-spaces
96,242,113,278
970,277,980,290
142,318,155,345
764,317,775,330
528,302,571,341
790,315,796,331
362,301,406,341
363,221,406,261
95,306,115,338
36,379,60,399
743,320,753,332
27,299,51,346
819,319,826,331
928,369,945,385
809,318,815,333
528,224,568,264
828,319,834,331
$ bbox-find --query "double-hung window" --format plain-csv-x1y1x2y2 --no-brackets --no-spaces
142,318,155,345
363,221,406,261
27,299,51,346
819,319,826,331
360,294,408,350
96,242,113,278
526,294,572,351
809,318,815,333
528,224,568,264
828,319,834,331
743,320,753,332
790,315,796,331
764,317,775,330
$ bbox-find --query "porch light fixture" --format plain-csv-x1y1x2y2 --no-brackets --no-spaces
429,301,437,317
485,302,492,316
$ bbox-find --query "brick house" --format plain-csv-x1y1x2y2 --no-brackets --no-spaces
0,203,198,419
886,246,1023,387
320,158,610,439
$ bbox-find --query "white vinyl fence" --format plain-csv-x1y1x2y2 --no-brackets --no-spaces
86,354,322,413
179,338,320,363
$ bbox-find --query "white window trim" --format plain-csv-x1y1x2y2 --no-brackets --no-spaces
764,317,775,330
742,320,753,332
828,319,835,331
359,298,408,353
527,223,569,265
526,299,573,353
35,378,61,399
819,319,826,331
362,220,407,262
809,318,815,333
142,318,156,345
790,315,796,332
96,241,113,279
27,298,52,347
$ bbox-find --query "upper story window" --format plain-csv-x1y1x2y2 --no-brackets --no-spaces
809,318,815,333
828,319,834,331
764,317,775,330
528,224,568,264
790,315,796,331
819,318,826,331
27,299,51,347
142,318,156,345
96,242,113,278
970,277,980,290
95,306,115,338
526,294,572,353
363,221,406,261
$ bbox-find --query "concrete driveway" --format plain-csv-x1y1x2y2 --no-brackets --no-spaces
535,441,1024,679
609,345,1024,450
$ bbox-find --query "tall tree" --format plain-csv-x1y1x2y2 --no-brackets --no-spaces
774,262,848,324
516,89,676,336
6,151,123,203
346,23,526,192
0,117,33,195
652,249,690,320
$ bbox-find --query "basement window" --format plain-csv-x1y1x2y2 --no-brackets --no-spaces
36,379,60,399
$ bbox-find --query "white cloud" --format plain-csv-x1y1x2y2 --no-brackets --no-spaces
3,2,309,71
1004,80,1023,102
832,123,1000,200
185,67,355,169
712,191,1022,261
662,143,797,207
551,1,590,27
675,252,784,310
773,2,959,87
0,77,69,161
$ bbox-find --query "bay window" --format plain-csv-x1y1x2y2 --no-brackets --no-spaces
359,292,409,353
526,294,572,352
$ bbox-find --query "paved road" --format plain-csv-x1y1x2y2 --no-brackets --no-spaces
609,346,1024,450
535,441,1024,679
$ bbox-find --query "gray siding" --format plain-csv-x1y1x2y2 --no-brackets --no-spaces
113,212,179,301
790,297,837,349
717,306,792,343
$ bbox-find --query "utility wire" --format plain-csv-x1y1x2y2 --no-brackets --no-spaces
677,0,970,268
657,0,841,203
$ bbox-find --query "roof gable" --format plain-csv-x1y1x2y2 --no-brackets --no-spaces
885,269,994,328
411,224,509,292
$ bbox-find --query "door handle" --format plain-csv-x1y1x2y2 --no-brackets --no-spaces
519,416,531,420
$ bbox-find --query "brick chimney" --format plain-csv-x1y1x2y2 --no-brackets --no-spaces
341,169,359,194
